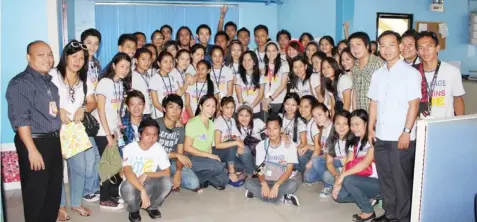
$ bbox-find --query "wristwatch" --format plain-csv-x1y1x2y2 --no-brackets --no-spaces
403,128,411,133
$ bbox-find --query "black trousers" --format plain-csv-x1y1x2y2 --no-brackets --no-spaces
374,139,416,222
94,136,122,202
14,134,63,222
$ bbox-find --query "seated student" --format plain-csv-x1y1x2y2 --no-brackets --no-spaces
296,95,320,177
307,110,351,197
244,114,300,206
236,105,266,139
120,119,172,222
156,94,201,192
332,109,380,222
121,90,150,154
184,95,229,190
303,103,333,195
214,97,255,186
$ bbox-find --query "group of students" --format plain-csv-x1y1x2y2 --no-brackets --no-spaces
7,6,467,222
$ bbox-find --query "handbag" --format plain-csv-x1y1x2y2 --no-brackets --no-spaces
60,122,92,159
345,144,373,177
82,81,99,136
98,143,123,185
244,135,261,156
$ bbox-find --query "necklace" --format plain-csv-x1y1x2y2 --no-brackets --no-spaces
65,76,79,103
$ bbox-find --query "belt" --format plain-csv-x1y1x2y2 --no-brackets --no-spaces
31,131,60,139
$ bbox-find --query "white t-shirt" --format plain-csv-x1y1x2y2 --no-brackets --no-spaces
87,59,100,92
325,140,348,160
150,73,181,118
367,60,421,141
235,73,265,113
279,114,307,145
255,49,266,70
50,68,93,120
170,67,187,87
211,65,234,98
337,74,352,103
122,142,171,177
255,139,298,181
305,119,320,146
320,123,333,153
237,118,266,140
185,64,197,76
186,81,219,115
424,61,465,118
131,70,154,115
214,116,241,142
264,62,290,104
294,73,320,97
348,141,378,179
94,78,124,136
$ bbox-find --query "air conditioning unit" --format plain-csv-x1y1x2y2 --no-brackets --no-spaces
430,3,444,12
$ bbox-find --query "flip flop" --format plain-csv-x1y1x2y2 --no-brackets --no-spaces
72,206,92,217
57,208,70,221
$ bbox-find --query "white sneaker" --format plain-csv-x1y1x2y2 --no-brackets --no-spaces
83,194,99,202
284,194,300,206
99,200,124,211
320,186,332,198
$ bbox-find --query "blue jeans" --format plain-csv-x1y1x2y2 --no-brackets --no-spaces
213,145,255,176
334,175,381,213
60,147,97,207
304,156,342,185
295,149,313,172
169,160,200,190
83,137,100,196
244,178,298,203
187,154,229,187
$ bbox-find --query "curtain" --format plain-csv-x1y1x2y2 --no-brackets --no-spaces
95,3,239,65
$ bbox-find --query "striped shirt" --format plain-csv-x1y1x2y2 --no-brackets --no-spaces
6,66,61,133
352,54,384,111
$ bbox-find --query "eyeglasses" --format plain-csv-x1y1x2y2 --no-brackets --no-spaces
68,42,88,50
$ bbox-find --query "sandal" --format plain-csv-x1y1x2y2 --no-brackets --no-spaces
72,206,92,217
57,208,70,221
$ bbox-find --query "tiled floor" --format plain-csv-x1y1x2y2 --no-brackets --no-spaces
5,181,383,222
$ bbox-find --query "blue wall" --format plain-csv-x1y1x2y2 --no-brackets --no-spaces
353,0,477,75
1,0,50,144
278,0,336,40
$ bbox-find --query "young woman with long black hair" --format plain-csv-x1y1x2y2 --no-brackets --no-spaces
235,51,265,119
262,42,289,115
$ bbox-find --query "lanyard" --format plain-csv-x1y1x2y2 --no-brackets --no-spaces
282,116,295,135
423,61,441,112
256,49,264,63
267,63,275,89
113,81,122,114
195,81,207,101
42,78,53,101
212,66,223,90
176,67,185,83
160,73,174,95
222,115,233,138
231,64,238,75
137,70,151,88
412,57,418,66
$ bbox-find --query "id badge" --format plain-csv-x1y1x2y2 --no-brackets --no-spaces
49,101,58,117
266,170,272,177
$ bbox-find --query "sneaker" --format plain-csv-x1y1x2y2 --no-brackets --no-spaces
100,200,124,210
245,190,254,198
128,211,141,222
320,186,332,198
284,194,300,206
111,196,125,204
94,190,100,196
289,170,298,180
83,194,99,202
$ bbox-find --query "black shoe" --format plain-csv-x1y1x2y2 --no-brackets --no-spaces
352,212,376,221
146,209,162,219
245,190,254,198
129,211,141,222
200,181,209,188
210,183,226,190
371,214,394,222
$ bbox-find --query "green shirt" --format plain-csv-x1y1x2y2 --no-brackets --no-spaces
185,116,215,153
